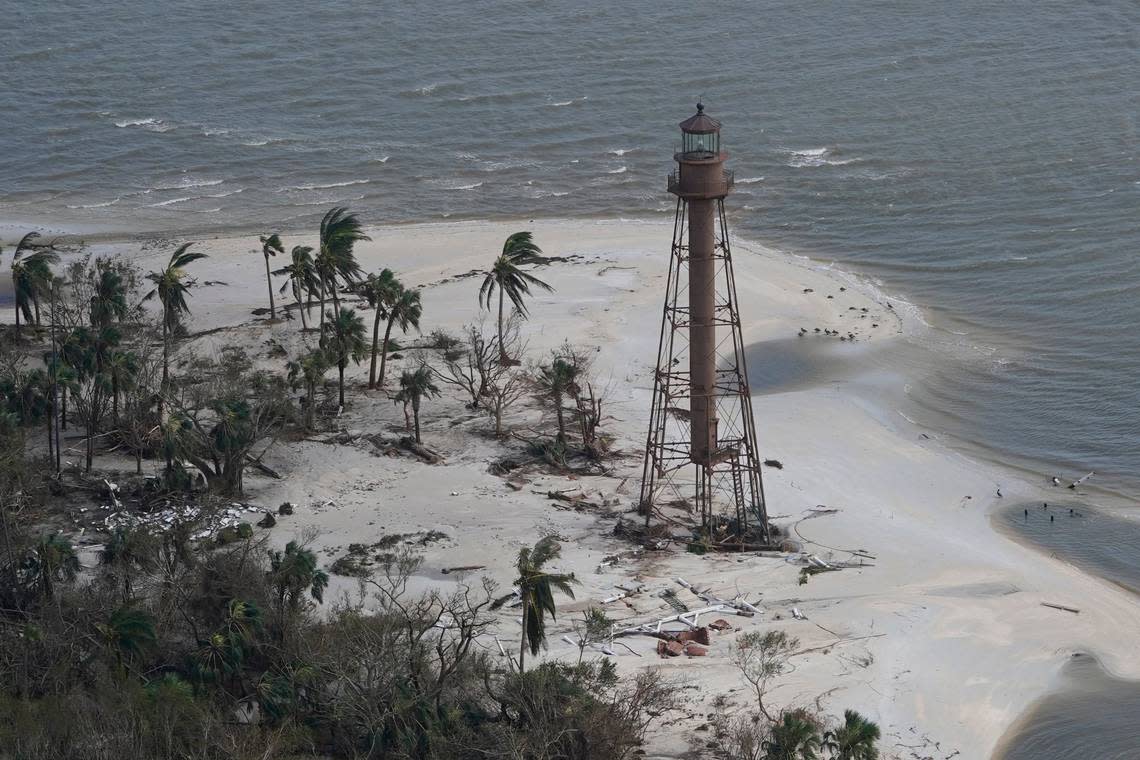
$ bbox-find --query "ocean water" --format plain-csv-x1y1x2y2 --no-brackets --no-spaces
996,501,1140,594
2,1,1140,500
995,655,1140,760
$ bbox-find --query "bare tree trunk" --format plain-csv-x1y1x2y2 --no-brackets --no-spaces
160,317,169,418
296,288,308,330
518,594,528,672
264,255,276,319
338,361,346,408
368,309,382,389
497,287,506,360
304,382,316,430
319,279,327,342
61,385,68,430
112,374,119,427
377,316,396,389
555,392,566,443
413,398,422,443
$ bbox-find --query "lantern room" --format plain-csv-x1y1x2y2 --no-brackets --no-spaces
678,103,721,159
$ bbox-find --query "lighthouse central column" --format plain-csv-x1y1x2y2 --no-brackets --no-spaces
688,197,717,465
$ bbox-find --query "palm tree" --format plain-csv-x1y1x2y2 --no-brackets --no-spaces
823,710,880,760
492,535,576,672
143,243,208,408
39,355,75,465
316,207,369,337
9,232,59,337
100,527,157,601
192,631,246,686
326,308,367,407
267,541,328,628
356,269,399,388
90,263,129,329
764,710,822,760
393,365,440,444
377,283,422,389
95,605,157,673
64,325,121,471
106,349,138,428
20,533,80,600
273,245,318,330
286,348,330,430
478,232,553,361
536,357,579,444
221,599,264,646
259,233,285,319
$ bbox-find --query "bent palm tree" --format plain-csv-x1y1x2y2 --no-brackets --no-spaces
823,710,880,760
10,233,59,337
316,207,369,337
274,245,318,330
393,365,440,444
377,283,422,389
259,233,285,319
478,232,552,360
357,269,399,388
492,535,577,672
96,605,157,673
143,243,208,408
327,308,367,407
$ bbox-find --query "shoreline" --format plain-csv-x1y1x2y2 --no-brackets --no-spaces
9,211,1138,507
6,216,1140,756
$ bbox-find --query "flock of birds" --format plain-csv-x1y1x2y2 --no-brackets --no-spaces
796,285,892,342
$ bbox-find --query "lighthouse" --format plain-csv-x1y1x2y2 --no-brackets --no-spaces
640,104,770,542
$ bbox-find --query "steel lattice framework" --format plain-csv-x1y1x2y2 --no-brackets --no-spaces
639,197,770,541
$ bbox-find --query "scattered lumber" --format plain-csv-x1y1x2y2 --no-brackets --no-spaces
676,578,763,615
1041,601,1080,614
612,605,733,639
612,518,670,550
542,490,603,510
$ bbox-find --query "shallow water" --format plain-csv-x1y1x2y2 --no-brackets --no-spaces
994,501,1140,594
996,655,1140,760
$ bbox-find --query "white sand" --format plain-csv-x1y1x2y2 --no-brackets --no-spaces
59,219,1140,758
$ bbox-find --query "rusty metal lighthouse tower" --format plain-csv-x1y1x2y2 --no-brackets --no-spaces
640,104,770,543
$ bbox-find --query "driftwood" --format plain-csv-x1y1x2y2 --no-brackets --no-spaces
542,489,603,511
1041,601,1080,614
246,456,282,480
441,565,484,575
1068,471,1095,489
398,437,443,464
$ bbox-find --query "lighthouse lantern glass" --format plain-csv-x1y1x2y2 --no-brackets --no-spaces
682,130,719,157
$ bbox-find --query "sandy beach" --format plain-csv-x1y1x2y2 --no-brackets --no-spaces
43,218,1140,758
